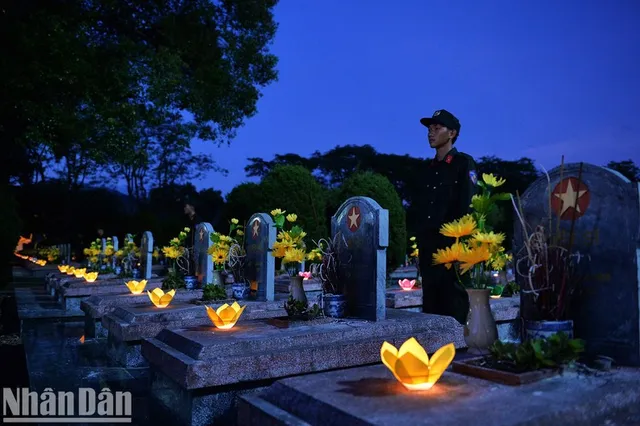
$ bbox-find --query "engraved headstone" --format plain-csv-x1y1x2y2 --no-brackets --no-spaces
140,231,154,280
331,196,389,321
194,222,214,285
245,213,276,301
515,162,640,365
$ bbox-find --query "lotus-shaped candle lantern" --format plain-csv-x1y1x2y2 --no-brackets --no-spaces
66,266,76,275
205,302,246,330
125,280,147,295
36,259,47,266
398,279,416,291
73,268,86,278
84,272,99,283
147,288,175,308
58,265,69,273
381,337,455,391
299,271,312,280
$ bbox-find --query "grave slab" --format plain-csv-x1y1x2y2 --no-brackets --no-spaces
239,364,640,426
104,298,288,367
81,289,204,338
56,277,163,313
141,309,464,425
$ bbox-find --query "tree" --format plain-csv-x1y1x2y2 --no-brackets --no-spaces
332,172,407,269
2,0,280,186
258,166,328,242
224,182,266,225
606,160,640,182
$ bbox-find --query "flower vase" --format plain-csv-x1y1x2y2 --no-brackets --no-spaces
289,275,307,305
212,270,222,287
464,289,498,353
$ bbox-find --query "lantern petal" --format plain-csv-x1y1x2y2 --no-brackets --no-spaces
427,343,456,384
398,337,430,364
147,290,159,305
205,306,226,327
215,303,230,316
218,306,237,322
229,305,247,324
396,352,430,385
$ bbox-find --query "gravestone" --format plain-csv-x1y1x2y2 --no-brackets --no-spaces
245,213,276,301
514,162,640,365
140,231,154,280
101,238,107,254
331,196,389,321
112,236,119,252
194,222,214,285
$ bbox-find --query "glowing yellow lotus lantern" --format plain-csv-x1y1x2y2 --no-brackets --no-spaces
147,288,175,308
58,265,69,273
84,272,99,283
125,280,147,295
398,279,416,291
66,266,76,275
36,259,47,266
73,268,86,278
380,338,455,391
205,302,246,330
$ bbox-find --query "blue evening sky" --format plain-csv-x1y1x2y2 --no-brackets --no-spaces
192,0,640,196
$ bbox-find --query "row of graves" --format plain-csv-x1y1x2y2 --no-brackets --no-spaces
16,161,640,425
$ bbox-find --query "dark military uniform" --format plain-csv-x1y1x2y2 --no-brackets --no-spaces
417,110,477,324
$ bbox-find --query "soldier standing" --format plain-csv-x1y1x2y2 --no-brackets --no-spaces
417,109,477,324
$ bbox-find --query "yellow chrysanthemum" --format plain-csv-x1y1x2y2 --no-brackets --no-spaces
271,209,285,216
482,173,506,187
440,215,477,239
409,236,416,241
457,245,492,274
286,213,297,222
231,218,239,224
472,232,505,246
283,248,306,264
210,248,228,265
432,243,466,268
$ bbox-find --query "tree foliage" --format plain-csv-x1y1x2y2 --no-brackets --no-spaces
606,160,640,182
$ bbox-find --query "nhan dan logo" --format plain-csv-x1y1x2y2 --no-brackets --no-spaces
2,387,132,423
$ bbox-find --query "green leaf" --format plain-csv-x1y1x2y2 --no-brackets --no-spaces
490,193,512,201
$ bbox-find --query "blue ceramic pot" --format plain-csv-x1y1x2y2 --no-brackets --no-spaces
323,294,346,318
524,320,573,340
232,283,249,299
184,276,197,290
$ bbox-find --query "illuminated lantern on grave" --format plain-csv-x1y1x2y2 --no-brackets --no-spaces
398,279,416,291
125,280,147,295
380,337,455,391
84,272,99,283
147,288,175,308
205,302,246,330
73,268,86,278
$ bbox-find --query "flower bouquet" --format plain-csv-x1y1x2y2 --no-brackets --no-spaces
161,227,190,290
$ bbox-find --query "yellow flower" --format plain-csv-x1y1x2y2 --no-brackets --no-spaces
472,232,505,246
411,244,417,249
231,218,239,224
470,194,492,213
286,213,297,222
270,209,285,216
440,215,477,239
432,243,466,268
210,248,228,265
410,248,419,258
205,302,246,330
236,230,244,236
171,237,180,245
183,227,190,232
482,173,506,187
283,247,306,264
457,245,492,274
409,236,416,241
380,338,455,391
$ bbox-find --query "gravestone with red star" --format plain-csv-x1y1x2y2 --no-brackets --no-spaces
140,231,154,280
245,213,276,301
514,162,640,365
194,222,214,285
331,196,389,321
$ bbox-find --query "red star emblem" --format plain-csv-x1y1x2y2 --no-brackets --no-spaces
445,155,452,163
251,219,260,238
346,206,361,232
550,177,590,220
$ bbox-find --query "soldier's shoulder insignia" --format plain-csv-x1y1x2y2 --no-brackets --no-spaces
469,170,478,185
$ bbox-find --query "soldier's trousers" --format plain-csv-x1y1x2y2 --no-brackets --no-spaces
420,242,470,325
